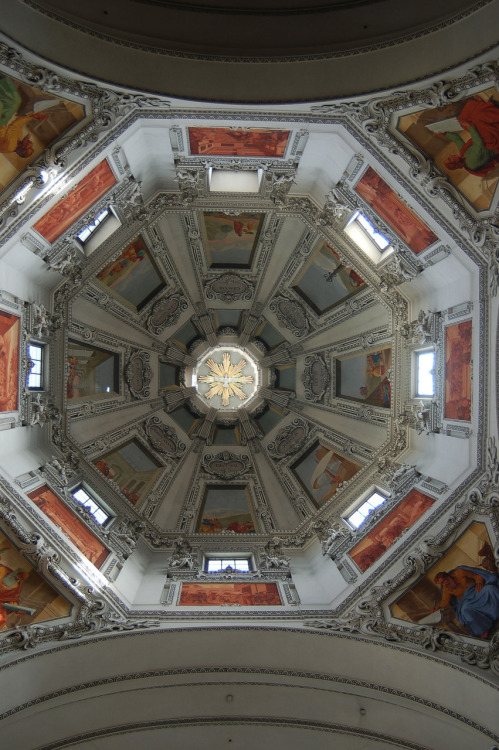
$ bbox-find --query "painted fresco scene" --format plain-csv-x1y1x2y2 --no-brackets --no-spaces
0,73,84,193
0,530,71,631
336,348,392,407
291,441,361,507
0,311,19,412
67,341,118,400
202,211,262,268
350,490,435,572
94,236,164,311
94,439,163,507
397,88,499,211
391,523,499,640
179,582,281,606
355,166,438,254
293,242,366,315
445,320,472,421
198,486,256,533
33,160,116,243
188,127,289,157
28,485,109,568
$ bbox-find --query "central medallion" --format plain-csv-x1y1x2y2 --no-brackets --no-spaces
194,345,259,410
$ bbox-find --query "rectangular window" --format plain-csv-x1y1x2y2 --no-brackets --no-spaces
27,343,44,390
416,351,435,397
205,558,251,573
344,210,393,263
347,491,386,529
77,208,110,243
71,486,110,525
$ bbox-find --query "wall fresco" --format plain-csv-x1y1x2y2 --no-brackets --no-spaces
201,211,262,268
33,160,116,243
67,341,118,401
0,530,71,630
355,166,438,254
188,127,289,156
179,582,281,605
397,88,499,211
391,523,499,640
349,489,435,572
293,242,366,315
198,485,256,534
336,348,392,407
291,442,361,508
0,311,19,412
95,236,164,311
28,485,109,568
94,439,163,507
445,320,472,421
0,73,84,193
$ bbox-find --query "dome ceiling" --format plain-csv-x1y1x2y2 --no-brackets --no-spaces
5,0,498,101
0,31,497,750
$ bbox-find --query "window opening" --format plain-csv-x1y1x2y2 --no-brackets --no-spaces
77,208,110,243
27,343,44,390
72,486,110,525
205,558,251,573
347,491,386,529
346,210,390,250
416,351,435,397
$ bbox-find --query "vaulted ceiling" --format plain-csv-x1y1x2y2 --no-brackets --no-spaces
0,3,498,748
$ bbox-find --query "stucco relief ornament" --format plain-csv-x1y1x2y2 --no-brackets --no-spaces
203,451,251,480
267,418,309,460
260,539,291,569
125,350,152,399
204,273,254,303
269,294,310,338
144,416,185,458
303,353,329,403
167,539,198,571
29,302,60,338
199,351,254,407
147,293,188,336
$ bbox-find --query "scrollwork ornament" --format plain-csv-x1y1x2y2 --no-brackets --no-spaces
147,293,188,335
144,416,186,458
204,273,254,303
202,450,251,480
125,350,152,399
303,353,329,403
267,418,309,459
269,294,310,338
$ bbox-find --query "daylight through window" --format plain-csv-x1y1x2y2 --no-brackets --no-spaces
206,558,251,573
347,492,386,529
77,208,110,243
416,351,436,396
27,343,43,389
72,486,110,525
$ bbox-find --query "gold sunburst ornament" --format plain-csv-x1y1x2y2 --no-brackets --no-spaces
198,351,254,407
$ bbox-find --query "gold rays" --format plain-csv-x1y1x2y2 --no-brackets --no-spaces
198,351,254,406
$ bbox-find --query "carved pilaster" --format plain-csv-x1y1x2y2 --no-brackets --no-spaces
161,343,196,367
163,387,196,412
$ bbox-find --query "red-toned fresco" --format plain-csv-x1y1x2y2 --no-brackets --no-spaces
0,311,19,412
0,530,71,630
188,127,290,157
33,160,116,243
28,485,109,568
445,320,472,421
349,489,435,572
392,523,499,639
354,166,438,254
179,582,281,606
397,88,499,211
0,73,84,194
